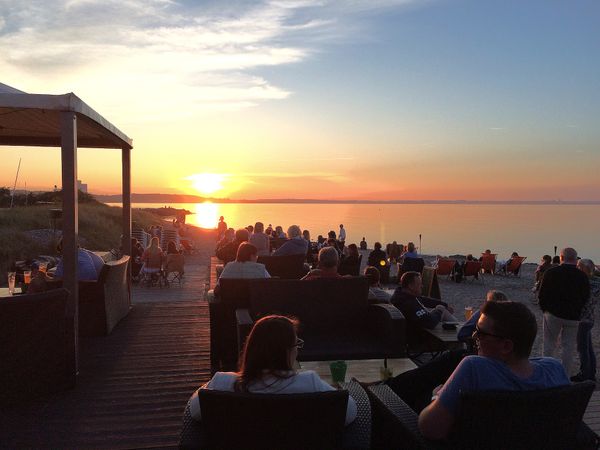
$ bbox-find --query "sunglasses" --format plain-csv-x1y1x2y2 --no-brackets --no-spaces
472,325,505,340
293,338,304,349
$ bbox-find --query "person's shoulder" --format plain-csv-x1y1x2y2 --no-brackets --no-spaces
207,371,238,390
530,357,565,370
460,355,502,370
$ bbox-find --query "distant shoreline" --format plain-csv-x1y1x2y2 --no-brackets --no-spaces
98,195,600,206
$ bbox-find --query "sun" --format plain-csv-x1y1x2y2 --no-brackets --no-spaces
189,173,225,195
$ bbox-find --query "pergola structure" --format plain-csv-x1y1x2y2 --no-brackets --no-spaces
0,82,133,379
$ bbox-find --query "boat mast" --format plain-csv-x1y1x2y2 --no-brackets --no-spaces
10,157,21,209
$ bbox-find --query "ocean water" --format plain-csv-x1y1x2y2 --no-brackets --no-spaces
107,202,600,262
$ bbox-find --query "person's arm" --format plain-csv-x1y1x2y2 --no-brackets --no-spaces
420,296,448,309
311,372,357,425
418,398,455,440
457,311,480,342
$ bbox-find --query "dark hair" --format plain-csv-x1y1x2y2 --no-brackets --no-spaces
167,240,178,254
254,222,264,233
364,266,380,286
407,242,415,252
235,315,298,392
374,242,382,250
347,243,359,258
552,255,561,264
235,228,250,242
236,242,258,262
481,301,537,358
542,255,552,263
328,230,336,239
400,271,421,288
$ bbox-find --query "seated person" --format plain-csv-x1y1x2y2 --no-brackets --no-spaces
302,247,344,280
166,240,181,255
249,222,271,256
367,242,387,267
53,238,101,281
402,242,419,259
478,249,493,261
552,255,561,266
364,266,391,303
216,227,235,252
498,251,519,274
418,301,570,441
27,262,48,294
390,272,457,334
218,243,270,281
216,228,249,265
187,315,357,425
140,237,165,275
339,243,360,275
273,225,308,256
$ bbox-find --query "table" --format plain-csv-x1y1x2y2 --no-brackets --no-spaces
0,287,23,297
298,358,417,385
422,322,466,351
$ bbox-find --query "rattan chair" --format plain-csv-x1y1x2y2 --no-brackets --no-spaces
179,381,371,450
367,381,598,450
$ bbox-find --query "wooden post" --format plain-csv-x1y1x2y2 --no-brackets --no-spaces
122,147,132,302
60,111,79,380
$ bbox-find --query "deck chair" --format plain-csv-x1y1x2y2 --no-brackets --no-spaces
435,259,457,279
463,261,482,282
480,254,496,275
164,253,185,285
504,256,526,276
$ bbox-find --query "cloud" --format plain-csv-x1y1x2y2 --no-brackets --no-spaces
0,0,424,118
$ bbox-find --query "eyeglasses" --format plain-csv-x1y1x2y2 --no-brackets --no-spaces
293,338,304,349
472,325,505,340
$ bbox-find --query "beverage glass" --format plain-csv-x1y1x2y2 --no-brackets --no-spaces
329,360,347,384
24,270,32,284
8,272,16,294
464,306,474,321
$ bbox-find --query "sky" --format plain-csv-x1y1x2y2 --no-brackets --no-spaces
1,0,599,201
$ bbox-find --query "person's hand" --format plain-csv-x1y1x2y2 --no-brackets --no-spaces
435,304,447,312
447,305,455,314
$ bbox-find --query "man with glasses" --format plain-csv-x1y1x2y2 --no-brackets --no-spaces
418,301,569,441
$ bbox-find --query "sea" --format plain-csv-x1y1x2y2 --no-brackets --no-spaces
106,202,600,262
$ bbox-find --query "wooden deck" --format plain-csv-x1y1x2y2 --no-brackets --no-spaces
0,249,213,449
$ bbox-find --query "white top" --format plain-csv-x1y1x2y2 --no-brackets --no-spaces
189,371,357,425
219,261,271,279
339,227,346,241
249,232,271,256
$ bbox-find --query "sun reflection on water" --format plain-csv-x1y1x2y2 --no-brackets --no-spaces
193,202,219,229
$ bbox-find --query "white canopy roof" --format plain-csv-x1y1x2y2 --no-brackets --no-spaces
0,82,132,149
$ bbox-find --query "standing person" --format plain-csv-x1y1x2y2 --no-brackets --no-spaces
538,247,590,376
359,237,367,250
249,222,270,256
402,242,419,259
572,259,600,382
338,224,346,246
217,216,227,241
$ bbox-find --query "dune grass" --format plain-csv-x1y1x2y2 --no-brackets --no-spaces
0,201,165,281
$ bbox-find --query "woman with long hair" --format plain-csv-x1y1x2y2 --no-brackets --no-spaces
188,315,357,425
141,236,164,274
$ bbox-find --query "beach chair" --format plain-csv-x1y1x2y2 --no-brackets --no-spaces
435,259,457,279
366,381,598,450
462,261,482,282
398,258,425,279
179,381,372,450
480,254,496,275
504,256,526,276
164,253,185,285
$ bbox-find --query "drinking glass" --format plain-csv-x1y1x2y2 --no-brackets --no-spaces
24,270,32,284
464,306,474,321
8,272,16,294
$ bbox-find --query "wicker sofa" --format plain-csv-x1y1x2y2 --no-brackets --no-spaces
236,277,406,362
0,288,74,404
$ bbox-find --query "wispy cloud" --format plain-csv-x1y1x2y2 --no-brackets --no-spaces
0,0,423,118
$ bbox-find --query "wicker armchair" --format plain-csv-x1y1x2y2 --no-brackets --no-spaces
367,381,599,450
0,288,74,404
179,381,371,450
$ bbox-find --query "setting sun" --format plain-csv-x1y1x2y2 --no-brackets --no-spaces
189,173,225,195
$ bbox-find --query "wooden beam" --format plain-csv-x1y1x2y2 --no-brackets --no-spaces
60,111,79,379
122,146,132,303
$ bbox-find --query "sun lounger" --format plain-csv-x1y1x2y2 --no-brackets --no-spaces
435,259,457,279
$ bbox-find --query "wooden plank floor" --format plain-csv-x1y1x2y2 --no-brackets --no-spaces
0,247,213,449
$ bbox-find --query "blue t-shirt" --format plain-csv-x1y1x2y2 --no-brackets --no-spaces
403,251,419,259
437,356,569,414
